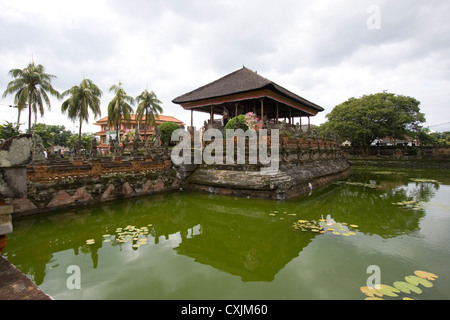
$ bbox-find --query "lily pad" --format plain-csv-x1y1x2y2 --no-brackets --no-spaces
414,270,438,281
360,286,382,298
393,281,422,294
405,275,433,288
377,284,400,297
293,219,323,233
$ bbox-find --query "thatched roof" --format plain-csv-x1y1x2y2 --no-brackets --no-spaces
172,67,324,113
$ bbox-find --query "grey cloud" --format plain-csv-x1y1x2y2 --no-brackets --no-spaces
1,0,449,131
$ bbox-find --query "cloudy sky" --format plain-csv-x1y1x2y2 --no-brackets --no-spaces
1,0,449,133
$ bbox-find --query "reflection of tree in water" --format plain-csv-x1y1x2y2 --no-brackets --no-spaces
405,180,439,204
4,193,189,285
289,171,434,239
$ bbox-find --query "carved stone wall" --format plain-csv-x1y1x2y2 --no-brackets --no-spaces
174,133,351,200
12,158,178,216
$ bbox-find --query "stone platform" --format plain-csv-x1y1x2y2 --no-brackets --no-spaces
184,159,352,200
0,254,51,300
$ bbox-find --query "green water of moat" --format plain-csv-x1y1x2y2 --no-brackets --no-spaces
4,168,450,300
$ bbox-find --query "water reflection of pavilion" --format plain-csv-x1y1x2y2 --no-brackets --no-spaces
173,197,317,282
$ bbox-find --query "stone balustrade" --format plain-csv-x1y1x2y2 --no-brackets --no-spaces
27,158,172,183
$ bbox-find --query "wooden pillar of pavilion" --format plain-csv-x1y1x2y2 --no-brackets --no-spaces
210,106,214,125
276,104,279,124
260,98,264,120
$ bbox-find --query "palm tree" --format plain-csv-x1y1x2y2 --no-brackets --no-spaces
107,82,134,141
61,78,102,144
135,89,163,141
2,61,61,133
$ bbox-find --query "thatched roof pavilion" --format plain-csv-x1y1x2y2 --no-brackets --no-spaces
172,66,324,128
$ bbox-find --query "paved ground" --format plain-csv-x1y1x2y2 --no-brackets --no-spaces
0,255,52,300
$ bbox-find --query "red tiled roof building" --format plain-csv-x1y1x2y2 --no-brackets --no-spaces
94,115,184,150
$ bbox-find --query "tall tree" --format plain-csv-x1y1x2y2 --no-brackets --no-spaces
61,78,102,144
135,89,163,141
325,92,425,155
2,61,61,133
107,82,134,141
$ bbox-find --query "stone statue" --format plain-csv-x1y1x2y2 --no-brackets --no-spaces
110,138,121,156
90,138,98,158
132,128,141,157
31,134,45,163
279,120,287,133
153,126,161,148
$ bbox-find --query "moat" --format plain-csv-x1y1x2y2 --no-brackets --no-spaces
4,168,450,300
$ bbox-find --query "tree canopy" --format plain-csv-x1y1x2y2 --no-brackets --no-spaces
107,82,134,141
158,121,180,145
0,121,20,140
135,89,163,141
30,123,73,148
2,61,61,133
324,92,425,154
67,132,96,150
61,78,102,143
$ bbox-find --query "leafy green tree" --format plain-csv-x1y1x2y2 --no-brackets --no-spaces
61,78,102,144
415,127,439,146
31,123,55,148
29,124,72,148
0,121,20,140
107,82,134,141
325,92,425,155
51,125,72,147
158,122,181,145
67,133,96,150
430,131,450,146
2,61,61,133
135,89,163,141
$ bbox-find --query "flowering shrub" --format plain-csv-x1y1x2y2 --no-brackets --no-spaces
123,129,135,142
244,112,263,131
